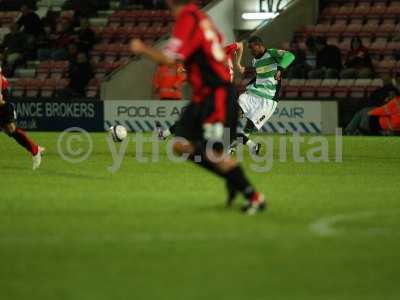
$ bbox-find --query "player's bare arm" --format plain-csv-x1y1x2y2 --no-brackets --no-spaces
235,42,245,74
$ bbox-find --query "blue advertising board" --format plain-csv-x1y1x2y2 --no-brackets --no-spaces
10,100,104,131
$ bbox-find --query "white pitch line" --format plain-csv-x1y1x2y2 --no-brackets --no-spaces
0,232,276,244
309,211,399,237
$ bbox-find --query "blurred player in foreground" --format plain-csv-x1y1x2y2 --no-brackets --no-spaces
157,41,244,139
130,0,265,214
230,36,295,154
0,70,45,170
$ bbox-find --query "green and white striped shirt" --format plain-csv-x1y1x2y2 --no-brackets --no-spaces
247,48,295,101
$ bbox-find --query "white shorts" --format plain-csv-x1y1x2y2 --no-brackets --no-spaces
238,92,278,130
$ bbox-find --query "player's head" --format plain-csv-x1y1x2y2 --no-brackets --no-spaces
315,36,327,51
248,36,265,59
20,4,31,15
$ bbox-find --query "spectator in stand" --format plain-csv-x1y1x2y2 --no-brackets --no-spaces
308,36,342,79
63,52,93,97
153,62,186,100
17,4,43,40
368,96,400,134
127,0,166,9
76,18,96,55
67,44,79,62
41,8,59,33
0,0,23,10
345,74,400,135
38,18,75,61
36,22,53,56
367,73,400,107
1,23,27,76
341,37,373,79
119,0,131,8
145,0,166,9
286,40,309,78
62,0,98,18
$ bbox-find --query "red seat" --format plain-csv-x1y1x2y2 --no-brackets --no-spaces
41,79,57,98
37,61,52,79
376,23,395,37
386,42,400,53
366,78,384,96
114,26,132,43
100,26,116,42
56,79,70,91
109,10,125,25
92,44,108,56
349,79,371,98
91,26,103,36
359,24,378,37
353,3,371,16
143,26,161,39
49,61,68,80
333,79,354,99
128,26,146,39
301,79,322,98
314,24,330,35
316,79,338,98
51,61,69,72
86,79,101,98
123,10,141,25
285,79,305,98
337,4,355,16
104,44,122,63
25,79,42,98
11,79,26,97
375,59,396,75
368,40,387,54
137,10,153,23
342,24,362,37
385,3,400,18
301,25,315,36
369,2,387,18
338,39,351,54
327,23,346,36
119,44,132,57
365,18,380,25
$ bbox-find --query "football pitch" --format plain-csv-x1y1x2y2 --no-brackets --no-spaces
1,132,400,300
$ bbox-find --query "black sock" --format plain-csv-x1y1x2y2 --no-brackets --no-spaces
225,166,255,199
188,153,224,178
170,123,177,135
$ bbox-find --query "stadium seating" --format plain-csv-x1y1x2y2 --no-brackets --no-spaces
3,0,213,99
2,0,397,101
280,0,399,99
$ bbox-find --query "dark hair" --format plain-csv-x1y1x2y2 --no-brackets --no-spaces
315,36,327,46
248,36,264,46
172,0,193,4
305,36,315,50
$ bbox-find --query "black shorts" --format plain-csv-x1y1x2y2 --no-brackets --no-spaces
0,102,16,127
174,84,238,146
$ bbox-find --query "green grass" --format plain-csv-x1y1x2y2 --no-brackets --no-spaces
1,132,400,300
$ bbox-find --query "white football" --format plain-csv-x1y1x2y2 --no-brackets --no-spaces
109,125,128,142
